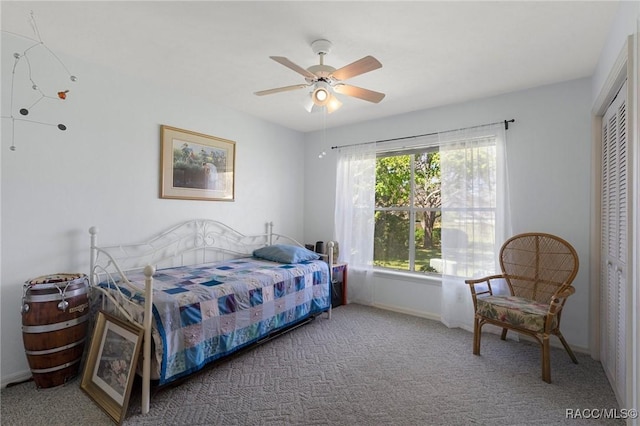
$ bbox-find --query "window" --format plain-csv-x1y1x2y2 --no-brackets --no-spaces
374,135,499,277
335,122,507,328
374,148,442,273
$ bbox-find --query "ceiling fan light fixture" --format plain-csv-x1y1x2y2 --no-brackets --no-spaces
305,82,342,113
327,94,342,114
255,39,385,114
314,88,328,102
311,81,331,106
303,94,317,113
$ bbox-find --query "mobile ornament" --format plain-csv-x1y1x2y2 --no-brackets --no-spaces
2,11,78,151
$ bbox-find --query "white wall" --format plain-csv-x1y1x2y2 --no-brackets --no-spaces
1,35,305,386
304,77,593,350
592,0,640,103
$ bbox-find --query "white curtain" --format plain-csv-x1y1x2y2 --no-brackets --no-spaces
439,124,511,331
334,143,377,303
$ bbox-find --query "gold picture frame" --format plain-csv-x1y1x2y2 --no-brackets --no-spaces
160,125,236,201
80,311,144,425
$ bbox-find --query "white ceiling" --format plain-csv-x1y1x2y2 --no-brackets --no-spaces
1,1,619,133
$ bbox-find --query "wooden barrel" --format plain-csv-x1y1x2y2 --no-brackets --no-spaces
21,273,90,388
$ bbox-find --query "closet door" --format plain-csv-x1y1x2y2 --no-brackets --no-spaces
600,80,628,404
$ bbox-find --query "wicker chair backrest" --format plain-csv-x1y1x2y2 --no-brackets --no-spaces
500,233,579,303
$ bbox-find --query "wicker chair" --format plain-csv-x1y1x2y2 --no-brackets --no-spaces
465,232,579,383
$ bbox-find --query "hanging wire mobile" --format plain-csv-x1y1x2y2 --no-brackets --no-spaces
2,11,77,151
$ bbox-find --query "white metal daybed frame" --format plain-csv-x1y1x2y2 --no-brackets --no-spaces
89,219,333,414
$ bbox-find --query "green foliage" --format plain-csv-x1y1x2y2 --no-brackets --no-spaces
419,264,438,273
374,211,409,265
375,156,411,207
374,246,443,272
432,227,441,246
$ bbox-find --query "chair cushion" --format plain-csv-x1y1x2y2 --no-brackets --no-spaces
476,295,557,333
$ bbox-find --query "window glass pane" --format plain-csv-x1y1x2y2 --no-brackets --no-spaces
440,141,496,208
414,150,442,273
415,212,442,273
375,155,411,208
413,151,440,209
442,210,496,278
373,137,497,277
374,211,409,270
375,150,443,275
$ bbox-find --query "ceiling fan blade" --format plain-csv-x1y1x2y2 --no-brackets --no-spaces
331,56,382,81
334,84,385,103
254,84,309,96
270,56,317,80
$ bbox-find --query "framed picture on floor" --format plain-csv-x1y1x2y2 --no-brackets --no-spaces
160,125,236,201
80,311,144,425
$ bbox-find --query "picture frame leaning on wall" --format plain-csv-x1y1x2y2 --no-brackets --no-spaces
80,310,144,425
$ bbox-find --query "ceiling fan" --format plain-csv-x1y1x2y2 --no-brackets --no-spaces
254,39,385,113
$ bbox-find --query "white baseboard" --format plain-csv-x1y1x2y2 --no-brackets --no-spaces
1,370,32,389
369,301,441,322
517,333,590,355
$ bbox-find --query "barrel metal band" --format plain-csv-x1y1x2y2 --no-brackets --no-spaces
22,314,89,333
25,286,89,303
24,337,86,356
30,358,80,374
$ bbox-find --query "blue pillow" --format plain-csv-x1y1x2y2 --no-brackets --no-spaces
253,244,320,264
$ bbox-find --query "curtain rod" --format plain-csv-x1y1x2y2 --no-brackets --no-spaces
330,119,515,150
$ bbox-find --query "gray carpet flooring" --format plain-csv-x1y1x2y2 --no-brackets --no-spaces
1,304,623,425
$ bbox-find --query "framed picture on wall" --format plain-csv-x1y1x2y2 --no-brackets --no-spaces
160,125,236,201
80,311,144,425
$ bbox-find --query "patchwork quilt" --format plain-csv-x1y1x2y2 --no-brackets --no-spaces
99,258,330,384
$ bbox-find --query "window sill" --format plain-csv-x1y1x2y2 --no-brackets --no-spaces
372,267,442,286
